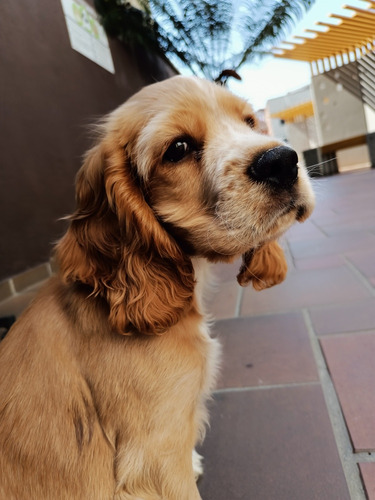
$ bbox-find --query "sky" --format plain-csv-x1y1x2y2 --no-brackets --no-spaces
227,0,371,110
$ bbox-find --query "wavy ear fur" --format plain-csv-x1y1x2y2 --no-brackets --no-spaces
56,142,195,335
237,240,288,290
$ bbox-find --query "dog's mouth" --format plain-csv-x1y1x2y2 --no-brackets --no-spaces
296,205,308,221
281,201,308,222
153,141,315,261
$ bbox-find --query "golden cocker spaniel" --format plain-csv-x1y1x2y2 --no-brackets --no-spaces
0,76,315,499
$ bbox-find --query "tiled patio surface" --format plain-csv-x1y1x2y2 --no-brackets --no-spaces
199,168,375,500
1,168,375,498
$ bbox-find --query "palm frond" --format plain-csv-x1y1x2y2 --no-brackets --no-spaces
233,0,316,70
94,0,316,81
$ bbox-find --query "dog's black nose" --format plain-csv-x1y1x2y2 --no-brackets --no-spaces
248,146,299,189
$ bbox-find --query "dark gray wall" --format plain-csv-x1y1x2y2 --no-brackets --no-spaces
0,0,176,280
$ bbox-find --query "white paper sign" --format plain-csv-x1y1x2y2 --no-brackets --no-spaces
61,0,115,74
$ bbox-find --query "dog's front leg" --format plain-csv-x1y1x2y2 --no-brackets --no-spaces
114,452,202,500
193,449,204,481
114,479,201,500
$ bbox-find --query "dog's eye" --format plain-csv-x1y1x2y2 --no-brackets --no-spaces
244,116,256,128
164,140,191,163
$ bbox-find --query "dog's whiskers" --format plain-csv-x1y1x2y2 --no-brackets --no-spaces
205,226,234,256
305,157,337,176
214,206,251,244
202,201,247,254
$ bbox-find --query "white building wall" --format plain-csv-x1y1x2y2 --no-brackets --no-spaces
311,73,367,144
267,86,318,166
267,75,374,173
310,73,372,171
364,104,375,133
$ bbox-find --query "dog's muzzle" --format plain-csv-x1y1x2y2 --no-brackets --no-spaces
248,146,299,189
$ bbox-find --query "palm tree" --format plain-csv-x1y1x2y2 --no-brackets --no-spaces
94,0,315,82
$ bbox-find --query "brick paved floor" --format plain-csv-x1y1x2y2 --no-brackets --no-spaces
199,168,375,500
1,169,374,499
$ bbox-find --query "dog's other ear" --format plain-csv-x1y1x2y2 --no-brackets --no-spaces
56,144,120,292
56,141,195,335
237,240,288,290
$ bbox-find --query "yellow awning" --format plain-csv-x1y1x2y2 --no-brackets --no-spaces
271,101,314,122
272,2,375,72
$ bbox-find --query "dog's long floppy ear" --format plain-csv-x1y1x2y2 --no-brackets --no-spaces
237,240,288,290
56,141,195,335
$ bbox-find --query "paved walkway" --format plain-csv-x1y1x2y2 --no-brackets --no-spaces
199,168,375,500
0,169,374,499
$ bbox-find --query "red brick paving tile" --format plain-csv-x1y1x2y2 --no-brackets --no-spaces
309,206,336,223
322,216,375,236
198,386,350,500
288,233,375,260
293,254,345,271
309,208,353,227
359,463,375,500
320,333,375,451
311,171,375,203
322,199,375,221
214,313,318,389
241,266,371,316
285,219,325,242
333,193,375,214
310,298,375,336
347,249,375,288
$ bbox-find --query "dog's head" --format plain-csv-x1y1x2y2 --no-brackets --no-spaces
56,76,315,335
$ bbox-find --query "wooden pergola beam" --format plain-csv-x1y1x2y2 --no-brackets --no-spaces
272,3,375,71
